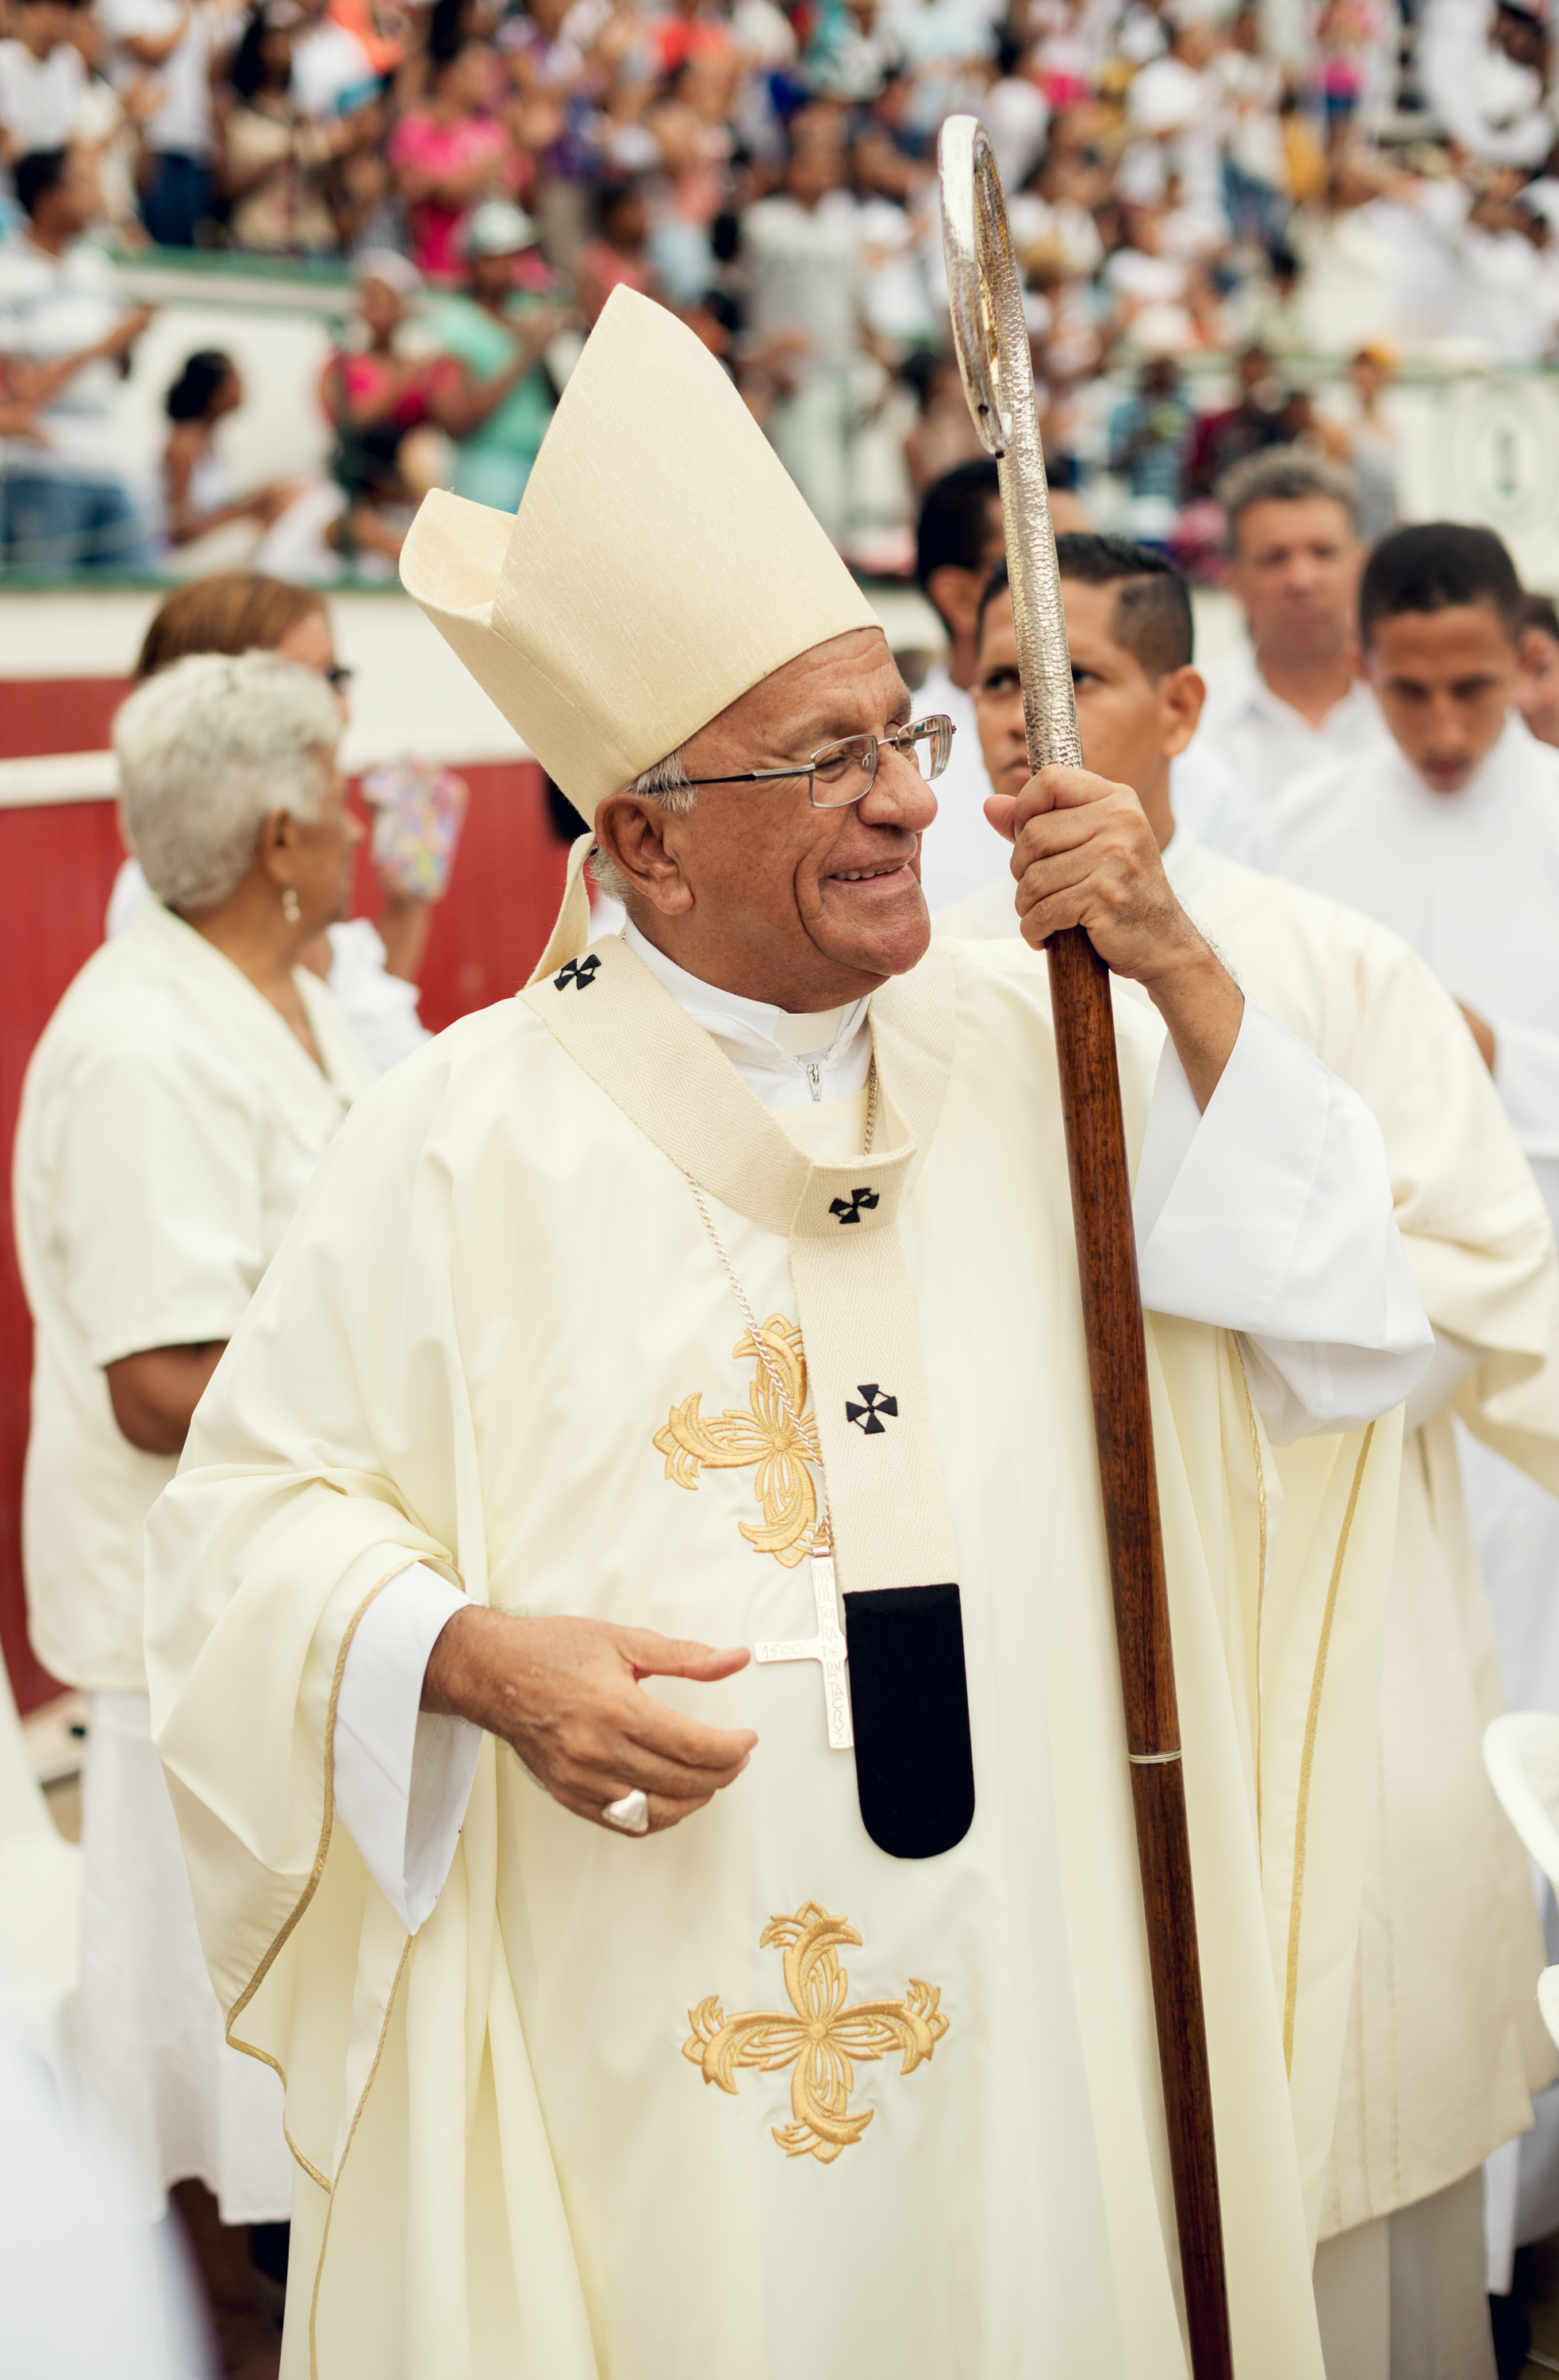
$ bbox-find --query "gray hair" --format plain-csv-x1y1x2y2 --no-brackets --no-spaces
1219,445,1360,540
114,650,341,912
590,747,696,905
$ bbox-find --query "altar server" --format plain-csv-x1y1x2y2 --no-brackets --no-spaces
145,290,1432,2379
943,534,1559,2378
12,654,374,2276
1261,520,1559,2292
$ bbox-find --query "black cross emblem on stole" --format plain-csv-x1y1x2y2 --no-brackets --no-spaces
846,1385,898,1435
828,1186,879,1226
554,953,601,992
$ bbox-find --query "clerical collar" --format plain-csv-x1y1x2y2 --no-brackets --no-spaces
621,919,872,1110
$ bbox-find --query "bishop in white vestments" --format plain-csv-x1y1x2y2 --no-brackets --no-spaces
145,292,1433,2378
941,533,1559,2378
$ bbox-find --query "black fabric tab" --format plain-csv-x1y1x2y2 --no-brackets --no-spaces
843,1582,975,1860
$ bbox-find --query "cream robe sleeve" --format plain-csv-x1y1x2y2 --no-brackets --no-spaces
144,1033,483,2071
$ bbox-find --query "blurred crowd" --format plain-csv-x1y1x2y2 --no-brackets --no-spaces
7,0,1559,572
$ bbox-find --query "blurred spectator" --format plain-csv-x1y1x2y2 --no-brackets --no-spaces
389,33,516,283
0,148,153,573
317,248,451,559
1515,589,1559,749
1191,446,1384,839
1108,351,1192,543
221,0,341,255
575,175,666,323
742,120,869,549
161,346,301,548
913,455,1012,910
1328,338,1399,544
1183,340,1292,498
426,198,566,511
0,0,93,159
96,0,228,246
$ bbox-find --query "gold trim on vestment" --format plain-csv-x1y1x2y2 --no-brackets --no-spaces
308,1936,414,2380
1282,1424,1376,2075
218,1560,441,2194
1232,1342,1269,1835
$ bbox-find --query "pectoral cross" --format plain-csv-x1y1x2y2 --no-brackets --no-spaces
755,1536,853,1749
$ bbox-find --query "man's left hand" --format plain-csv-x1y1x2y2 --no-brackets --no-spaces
985,764,1244,1110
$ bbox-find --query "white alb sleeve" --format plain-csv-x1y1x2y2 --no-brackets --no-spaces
333,1564,481,1931
1134,999,1432,1443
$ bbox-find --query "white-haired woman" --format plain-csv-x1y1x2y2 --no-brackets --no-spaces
13,651,374,2348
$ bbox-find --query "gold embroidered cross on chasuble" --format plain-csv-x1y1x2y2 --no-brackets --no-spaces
684,1903,949,2162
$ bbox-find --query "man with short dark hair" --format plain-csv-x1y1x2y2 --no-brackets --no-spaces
0,148,154,573
1265,520,1559,2301
1189,446,1384,833
941,533,1559,2380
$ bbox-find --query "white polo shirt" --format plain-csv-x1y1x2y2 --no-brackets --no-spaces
1188,643,1388,858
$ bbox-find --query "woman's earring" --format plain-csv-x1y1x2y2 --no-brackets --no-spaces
281,887,301,925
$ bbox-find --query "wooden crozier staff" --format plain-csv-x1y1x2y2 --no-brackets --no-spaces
937,114,1233,2380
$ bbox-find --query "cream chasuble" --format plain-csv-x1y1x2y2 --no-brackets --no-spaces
939,835,1559,2237
144,908,1406,2380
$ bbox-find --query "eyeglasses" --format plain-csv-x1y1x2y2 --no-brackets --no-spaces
674,714,955,809
324,663,354,692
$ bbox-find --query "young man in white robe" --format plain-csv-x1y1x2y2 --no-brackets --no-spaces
941,535,1559,2380
1260,520,1559,2301
144,290,1436,2380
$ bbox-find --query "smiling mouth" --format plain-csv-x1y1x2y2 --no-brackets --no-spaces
828,858,916,883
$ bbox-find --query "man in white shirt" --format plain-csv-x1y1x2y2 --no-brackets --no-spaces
743,126,870,552
1265,519,1559,2312
942,533,1559,2380
0,148,153,573
96,0,231,246
1188,446,1386,851
0,0,91,159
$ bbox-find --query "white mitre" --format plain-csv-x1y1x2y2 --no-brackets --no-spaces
400,286,877,814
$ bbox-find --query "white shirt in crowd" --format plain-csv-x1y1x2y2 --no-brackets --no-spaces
911,661,993,913
332,913,1431,1933
106,855,431,1076
290,17,377,119
742,189,864,377
0,233,136,482
97,0,221,158
1188,643,1388,854
0,38,88,155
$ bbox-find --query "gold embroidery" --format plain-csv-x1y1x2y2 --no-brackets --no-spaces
1283,1422,1376,2075
1231,1342,1269,1834
683,1902,948,2162
654,1316,822,1566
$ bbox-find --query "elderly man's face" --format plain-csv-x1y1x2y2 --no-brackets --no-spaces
597,628,937,1011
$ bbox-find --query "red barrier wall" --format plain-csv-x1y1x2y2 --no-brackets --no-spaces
0,759,566,1714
